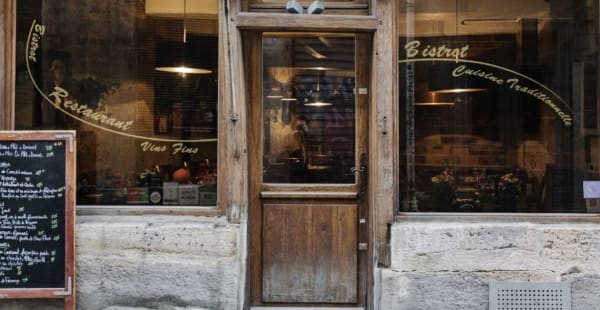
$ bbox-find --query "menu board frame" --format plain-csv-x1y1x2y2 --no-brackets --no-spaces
0,131,75,310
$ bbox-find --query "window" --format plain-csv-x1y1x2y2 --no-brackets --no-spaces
399,0,600,212
15,0,219,206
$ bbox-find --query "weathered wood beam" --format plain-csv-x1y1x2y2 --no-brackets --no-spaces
0,0,15,130
371,0,397,268
234,12,378,32
219,0,249,223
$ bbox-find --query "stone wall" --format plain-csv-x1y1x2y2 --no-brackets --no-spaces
381,218,600,310
3,215,241,310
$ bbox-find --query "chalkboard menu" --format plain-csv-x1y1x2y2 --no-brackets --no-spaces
0,131,75,307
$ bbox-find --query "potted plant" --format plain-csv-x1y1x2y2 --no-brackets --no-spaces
497,171,522,211
430,169,454,208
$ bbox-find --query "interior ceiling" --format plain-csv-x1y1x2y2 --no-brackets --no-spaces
145,0,218,18
399,0,560,36
146,0,219,36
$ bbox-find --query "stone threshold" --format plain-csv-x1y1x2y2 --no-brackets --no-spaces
251,307,364,310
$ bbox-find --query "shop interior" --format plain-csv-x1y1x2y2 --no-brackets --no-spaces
398,0,598,212
14,0,219,205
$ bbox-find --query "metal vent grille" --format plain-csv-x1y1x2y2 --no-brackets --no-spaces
489,281,571,310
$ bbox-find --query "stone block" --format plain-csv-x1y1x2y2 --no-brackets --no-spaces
76,216,238,258
0,300,63,310
563,274,600,310
391,222,544,272
76,254,238,309
3,216,241,310
380,269,570,310
380,269,488,310
542,225,600,270
73,216,240,310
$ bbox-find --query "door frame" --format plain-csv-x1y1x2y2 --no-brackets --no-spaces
245,31,373,307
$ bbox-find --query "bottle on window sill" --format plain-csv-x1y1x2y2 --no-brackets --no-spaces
149,174,163,205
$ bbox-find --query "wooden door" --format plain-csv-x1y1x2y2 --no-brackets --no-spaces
247,32,371,307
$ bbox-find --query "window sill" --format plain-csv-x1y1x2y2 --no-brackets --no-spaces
76,205,222,217
396,212,600,224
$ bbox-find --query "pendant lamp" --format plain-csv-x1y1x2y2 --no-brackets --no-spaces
427,62,486,94
414,91,455,106
267,67,297,102
428,0,485,94
154,0,212,76
304,72,332,107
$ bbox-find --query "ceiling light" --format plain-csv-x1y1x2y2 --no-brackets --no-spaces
154,0,212,76
304,45,327,59
304,101,332,107
414,101,455,106
414,91,455,106
428,63,486,94
155,66,212,75
304,72,331,107
427,0,485,93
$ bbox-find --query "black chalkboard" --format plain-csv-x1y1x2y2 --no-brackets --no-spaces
0,140,66,288
0,131,75,306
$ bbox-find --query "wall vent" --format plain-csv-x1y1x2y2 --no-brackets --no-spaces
489,281,571,310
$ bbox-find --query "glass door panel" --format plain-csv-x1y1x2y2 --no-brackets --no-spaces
262,35,357,184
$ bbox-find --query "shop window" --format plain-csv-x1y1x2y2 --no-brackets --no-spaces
14,0,219,206
398,0,600,212
245,0,369,15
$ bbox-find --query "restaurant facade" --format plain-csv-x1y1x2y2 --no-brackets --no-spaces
1,0,600,309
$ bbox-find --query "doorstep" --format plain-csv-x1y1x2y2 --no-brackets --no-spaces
250,307,364,310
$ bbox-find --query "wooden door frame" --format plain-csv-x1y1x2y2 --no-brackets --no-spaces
220,1,398,308
0,0,15,130
245,32,372,307
1,0,398,308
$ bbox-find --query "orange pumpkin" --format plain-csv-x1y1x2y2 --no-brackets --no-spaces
172,168,191,184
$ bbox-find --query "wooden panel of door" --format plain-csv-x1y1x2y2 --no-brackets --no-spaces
262,203,358,303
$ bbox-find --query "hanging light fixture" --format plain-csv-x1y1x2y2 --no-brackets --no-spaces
267,67,297,101
154,0,212,76
266,81,284,99
428,0,486,94
281,81,297,102
414,91,455,106
304,72,332,107
428,62,487,94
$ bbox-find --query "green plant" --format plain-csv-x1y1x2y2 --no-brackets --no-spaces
72,76,119,110
137,169,157,187
431,170,454,192
498,172,521,200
